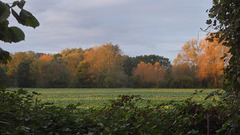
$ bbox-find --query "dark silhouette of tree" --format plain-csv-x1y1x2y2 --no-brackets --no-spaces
206,0,240,101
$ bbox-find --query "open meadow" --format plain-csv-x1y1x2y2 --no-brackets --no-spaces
13,88,219,108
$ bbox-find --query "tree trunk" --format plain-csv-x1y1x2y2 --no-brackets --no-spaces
213,75,218,88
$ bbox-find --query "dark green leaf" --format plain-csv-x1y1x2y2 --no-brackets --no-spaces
11,1,19,8
0,48,12,64
0,1,10,22
18,0,26,9
9,26,25,42
213,20,217,26
188,129,199,134
206,19,212,24
0,121,10,125
204,91,216,100
0,20,9,38
0,24,25,43
19,9,40,28
11,9,24,24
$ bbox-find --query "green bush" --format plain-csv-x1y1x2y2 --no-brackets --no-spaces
170,77,197,88
0,86,86,134
156,80,169,88
0,86,239,134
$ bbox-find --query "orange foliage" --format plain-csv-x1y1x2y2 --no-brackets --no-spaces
38,55,53,62
60,48,84,74
83,43,126,87
5,51,36,77
173,35,229,87
133,61,166,83
196,35,229,87
63,52,83,73
174,39,202,67
84,43,124,74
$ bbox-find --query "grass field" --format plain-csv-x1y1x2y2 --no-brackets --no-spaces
13,88,220,108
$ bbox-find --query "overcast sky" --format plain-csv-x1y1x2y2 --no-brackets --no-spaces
1,0,212,61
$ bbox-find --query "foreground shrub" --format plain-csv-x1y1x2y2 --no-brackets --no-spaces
0,86,89,134
170,76,197,88
0,86,239,134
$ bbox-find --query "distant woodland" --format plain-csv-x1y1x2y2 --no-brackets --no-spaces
0,35,228,88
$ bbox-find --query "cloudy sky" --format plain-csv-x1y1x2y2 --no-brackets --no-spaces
1,0,212,61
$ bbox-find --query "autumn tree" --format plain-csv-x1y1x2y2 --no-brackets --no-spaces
84,43,127,87
133,61,166,88
173,37,228,88
38,54,53,62
61,48,84,74
124,55,171,76
5,51,38,72
173,39,203,87
174,39,203,68
3,51,41,86
197,36,229,87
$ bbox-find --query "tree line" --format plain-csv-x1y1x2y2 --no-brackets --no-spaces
0,35,228,88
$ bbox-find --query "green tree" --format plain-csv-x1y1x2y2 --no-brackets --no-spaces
72,61,94,88
47,61,71,88
170,63,198,88
123,56,137,76
0,66,8,85
206,0,240,101
4,51,40,86
104,66,127,88
16,60,33,87
30,57,51,87
136,55,171,68
0,0,39,64
30,57,71,88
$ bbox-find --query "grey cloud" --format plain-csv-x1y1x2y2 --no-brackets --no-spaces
0,0,212,61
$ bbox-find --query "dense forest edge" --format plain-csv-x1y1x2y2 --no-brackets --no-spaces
1,0,240,134
0,39,228,89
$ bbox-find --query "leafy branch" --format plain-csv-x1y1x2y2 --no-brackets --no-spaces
0,0,39,64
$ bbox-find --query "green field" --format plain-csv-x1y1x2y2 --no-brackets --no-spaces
15,88,219,108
